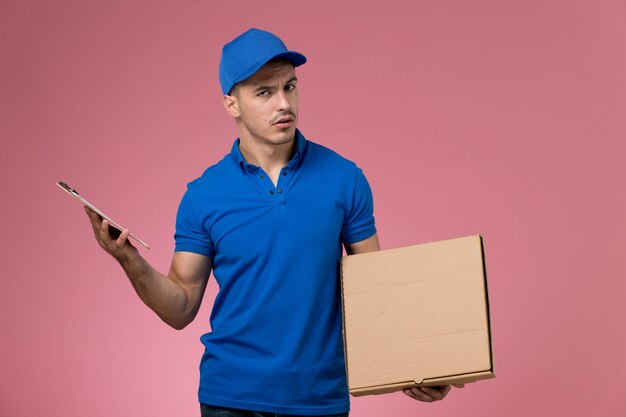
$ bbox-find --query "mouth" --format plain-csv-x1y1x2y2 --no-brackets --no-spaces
272,116,295,129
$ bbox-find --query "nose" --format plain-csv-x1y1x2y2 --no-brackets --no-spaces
275,89,291,112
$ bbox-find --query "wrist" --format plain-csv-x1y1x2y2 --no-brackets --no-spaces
115,244,140,267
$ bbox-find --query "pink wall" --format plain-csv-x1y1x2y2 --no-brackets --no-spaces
1,1,625,416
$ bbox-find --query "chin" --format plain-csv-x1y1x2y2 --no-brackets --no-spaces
270,129,296,145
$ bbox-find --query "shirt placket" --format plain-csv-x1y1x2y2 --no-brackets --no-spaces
245,154,298,206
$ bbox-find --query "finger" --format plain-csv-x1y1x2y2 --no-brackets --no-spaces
440,385,452,398
84,206,102,221
403,388,418,401
84,207,107,244
404,388,432,402
435,385,452,399
101,219,110,238
116,229,130,248
405,387,436,402
93,219,108,248
419,386,447,401
101,219,124,240
84,206,102,231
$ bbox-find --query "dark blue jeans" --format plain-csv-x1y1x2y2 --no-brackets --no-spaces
200,404,349,417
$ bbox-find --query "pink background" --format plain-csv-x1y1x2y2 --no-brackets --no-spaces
1,1,625,416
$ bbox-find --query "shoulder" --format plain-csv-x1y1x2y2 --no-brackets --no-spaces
305,139,359,176
177,155,235,220
186,155,234,194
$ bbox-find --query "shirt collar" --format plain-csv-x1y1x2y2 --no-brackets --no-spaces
230,128,307,173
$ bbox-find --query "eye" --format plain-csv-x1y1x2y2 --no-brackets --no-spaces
257,90,270,97
285,84,296,92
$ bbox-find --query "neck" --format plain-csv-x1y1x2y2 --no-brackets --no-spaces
238,133,296,173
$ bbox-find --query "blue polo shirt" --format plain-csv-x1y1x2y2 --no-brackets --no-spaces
174,129,376,415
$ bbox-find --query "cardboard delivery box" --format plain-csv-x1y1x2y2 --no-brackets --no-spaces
340,234,495,396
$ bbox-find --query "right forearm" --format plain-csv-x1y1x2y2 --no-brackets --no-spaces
116,248,193,329
85,207,202,329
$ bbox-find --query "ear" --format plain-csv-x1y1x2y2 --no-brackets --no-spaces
223,94,240,118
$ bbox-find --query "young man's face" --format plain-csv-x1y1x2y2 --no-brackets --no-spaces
226,60,299,146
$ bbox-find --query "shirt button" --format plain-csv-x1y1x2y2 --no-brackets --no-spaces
282,171,287,176
260,174,264,178
269,190,274,195
277,188,283,193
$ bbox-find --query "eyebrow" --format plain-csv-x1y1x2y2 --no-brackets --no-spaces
253,77,298,92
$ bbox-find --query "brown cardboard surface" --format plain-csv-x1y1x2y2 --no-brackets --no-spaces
340,235,494,396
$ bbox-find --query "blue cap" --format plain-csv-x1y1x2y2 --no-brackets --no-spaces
219,28,307,95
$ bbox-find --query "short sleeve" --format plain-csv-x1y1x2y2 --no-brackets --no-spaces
340,167,376,244
174,188,215,258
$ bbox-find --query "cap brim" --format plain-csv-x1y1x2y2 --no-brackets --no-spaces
271,51,307,67
228,51,307,94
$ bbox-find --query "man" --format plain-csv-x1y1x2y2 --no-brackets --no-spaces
85,28,462,417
